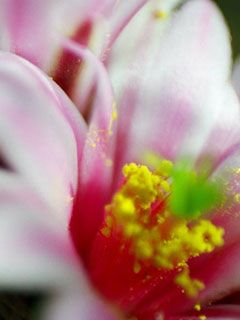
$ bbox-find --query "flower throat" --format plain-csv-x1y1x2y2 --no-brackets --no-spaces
101,157,224,298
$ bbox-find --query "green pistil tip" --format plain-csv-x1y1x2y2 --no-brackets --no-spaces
169,162,222,220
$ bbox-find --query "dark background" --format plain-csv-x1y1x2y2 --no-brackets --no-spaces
214,0,240,58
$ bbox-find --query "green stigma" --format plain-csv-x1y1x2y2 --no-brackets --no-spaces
169,161,222,220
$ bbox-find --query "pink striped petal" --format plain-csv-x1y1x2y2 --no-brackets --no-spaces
0,52,86,227
50,1,150,109
0,171,80,289
110,0,239,172
0,0,112,70
0,0,148,75
182,243,240,313
106,0,183,63
108,1,182,184
64,40,117,252
49,81,87,174
0,171,121,319
1,0,57,68
105,0,149,50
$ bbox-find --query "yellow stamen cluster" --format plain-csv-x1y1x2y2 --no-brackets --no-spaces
154,218,224,270
175,269,205,298
102,162,224,297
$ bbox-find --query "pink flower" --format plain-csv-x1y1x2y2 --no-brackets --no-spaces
0,0,151,78
0,0,240,320
0,0,180,114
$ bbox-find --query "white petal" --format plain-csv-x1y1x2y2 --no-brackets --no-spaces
110,0,239,169
43,287,120,320
0,0,115,70
0,52,85,226
0,171,80,290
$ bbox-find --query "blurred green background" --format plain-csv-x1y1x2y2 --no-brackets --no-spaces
214,0,240,59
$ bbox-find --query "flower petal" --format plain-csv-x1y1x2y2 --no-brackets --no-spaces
183,243,240,314
106,0,149,49
65,41,117,253
106,0,183,59
131,238,240,318
0,0,112,70
0,171,80,290
43,287,121,320
110,0,239,170
0,0,149,74
0,0,61,69
168,304,240,320
0,52,86,226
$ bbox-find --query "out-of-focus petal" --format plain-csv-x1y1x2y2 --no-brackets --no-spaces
0,171,80,290
109,0,239,174
0,0,57,68
0,0,111,70
0,0,149,74
187,242,240,314
108,1,181,185
50,1,151,108
65,41,117,253
192,84,240,163
49,81,87,173
109,1,172,99
105,0,149,49
43,287,121,320
0,52,86,226
107,0,184,69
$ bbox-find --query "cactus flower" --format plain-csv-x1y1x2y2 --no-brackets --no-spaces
0,1,239,320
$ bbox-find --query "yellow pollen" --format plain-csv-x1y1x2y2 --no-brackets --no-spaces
234,167,240,174
194,303,201,311
175,269,205,298
122,163,161,209
153,10,168,19
133,262,141,274
108,101,118,135
135,239,154,259
112,110,118,121
101,227,110,237
199,316,207,320
102,161,225,298
234,193,240,203
144,153,173,177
